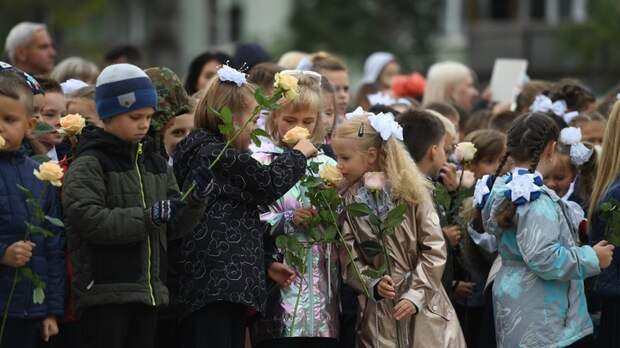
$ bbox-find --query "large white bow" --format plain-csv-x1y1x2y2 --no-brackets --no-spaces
560,127,593,166
217,65,247,87
530,95,579,124
345,106,370,120
368,112,403,141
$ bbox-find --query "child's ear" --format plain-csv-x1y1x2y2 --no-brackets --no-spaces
366,147,379,167
426,144,437,162
25,117,38,137
544,141,557,159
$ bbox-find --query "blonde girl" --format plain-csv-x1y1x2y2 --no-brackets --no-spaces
332,114,465,347
588,101,620,346
252,70,340,348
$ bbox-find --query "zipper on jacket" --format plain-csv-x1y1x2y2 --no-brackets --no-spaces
136,143,156,306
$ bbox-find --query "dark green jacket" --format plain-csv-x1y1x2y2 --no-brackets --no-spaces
62,127,204,316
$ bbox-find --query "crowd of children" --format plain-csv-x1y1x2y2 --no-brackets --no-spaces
2,22,620,348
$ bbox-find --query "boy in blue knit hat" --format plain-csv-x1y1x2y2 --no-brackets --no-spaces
62,64,210,348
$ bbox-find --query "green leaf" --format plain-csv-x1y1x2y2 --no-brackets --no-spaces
250,133,262,147
369,212,382,228
324,225,338,241
275,235,289,249
308,228,321,242
384,204,407,230
44,216,65,228
254,88,271,108
434,182,451,211
362,264,386,279
25,222,55,238
32,122,57,135
33,287,45,305
303,177,323,188
347,203,371,217
251,128,270,139
16,184,34,199
218,123,235,136
359,240,382,258
30,155,51,163
287,237,304,254
308,161,321,174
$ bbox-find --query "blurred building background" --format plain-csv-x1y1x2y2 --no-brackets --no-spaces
1,0,618,92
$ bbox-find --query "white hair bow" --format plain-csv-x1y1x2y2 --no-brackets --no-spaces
559,127,593,166
368,112,403,141
217,65,247,87
530,95,579,124
367,92,411,107
345,106,370,120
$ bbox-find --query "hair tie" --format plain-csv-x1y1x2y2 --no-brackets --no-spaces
280,69,322,83
559,127,593,166
504,168,544,205
217,64,247,87
530,95,578,124
367,92,412,107
474,174,495,209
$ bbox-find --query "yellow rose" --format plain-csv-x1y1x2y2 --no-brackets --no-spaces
455,142,477,163
282,126,310,146
33,161,64,187
319,165,344,186
274,73,299,101
60,113,86,136
0,135,6,149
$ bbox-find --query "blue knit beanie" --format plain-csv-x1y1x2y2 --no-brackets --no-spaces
95,63,157,120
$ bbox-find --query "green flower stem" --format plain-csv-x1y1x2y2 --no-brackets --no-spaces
317,192,371,298
289,256,306,337
0,269,19,344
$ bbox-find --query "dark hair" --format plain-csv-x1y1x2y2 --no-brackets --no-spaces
489,110,518,133
465,129,506,164
462,109,490,137
0,71,34,115
34,76,62,94
556,140,597,211
232,43,271,71
248,62,283,93
548,78,595,113
368,104,400,116
398,110,446,162
515,80,552,113
104,45,142,65
426,102,459,122
184,51,232,95
495,112,560,227
353,83,379,111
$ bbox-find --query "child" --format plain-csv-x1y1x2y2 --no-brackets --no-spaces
545,127,597,212
333,113,465,347
309,52,350,121
144,66,194,164
320,78,337,144
0,66,64,348
588,100,620,347
34,77,66,161
482,112,613,347
172,65,317,348
455,129,506,347
66,85,102,128
251,70,339,348
62,63,209,348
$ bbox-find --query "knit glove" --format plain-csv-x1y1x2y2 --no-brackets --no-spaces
191,165,221,204
151,199,186,226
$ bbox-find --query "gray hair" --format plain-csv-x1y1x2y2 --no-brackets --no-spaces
51,57,100,84
4,22,47,63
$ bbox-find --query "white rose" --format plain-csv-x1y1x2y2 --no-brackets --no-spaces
455,142,477,163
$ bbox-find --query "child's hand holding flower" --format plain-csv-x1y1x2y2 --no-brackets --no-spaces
283,126,310,146
59,113,86,136
455,142,477,163
319,165,344,187
34,161,64,187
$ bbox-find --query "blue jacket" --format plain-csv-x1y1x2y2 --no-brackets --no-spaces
589,176,620,297
0,151,65,319
483,172,599,347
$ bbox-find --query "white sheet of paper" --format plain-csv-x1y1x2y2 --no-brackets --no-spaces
489,58,528,103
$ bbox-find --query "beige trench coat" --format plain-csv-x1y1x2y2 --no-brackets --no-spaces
340,183,465,348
